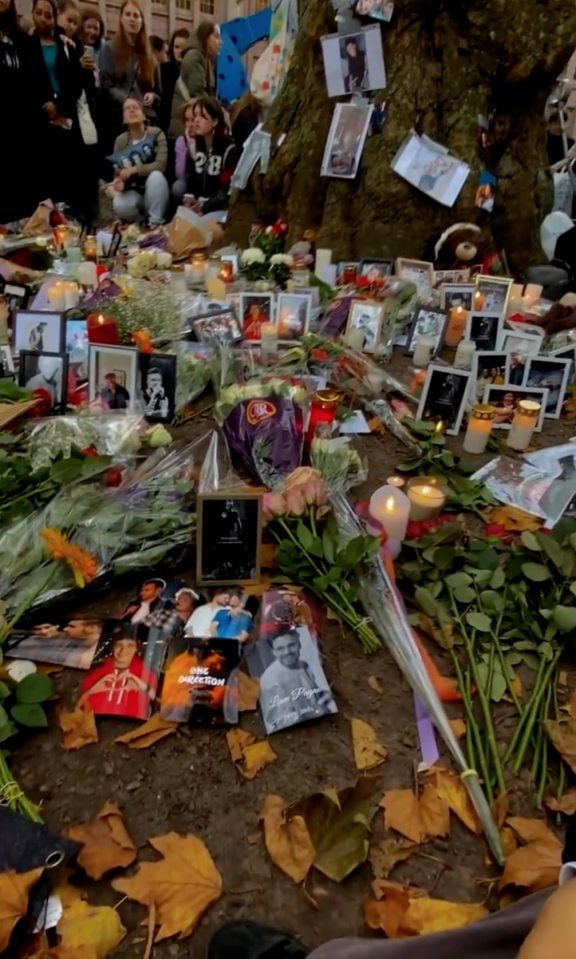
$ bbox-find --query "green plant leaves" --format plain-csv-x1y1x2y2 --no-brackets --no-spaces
521,562,551,583
454,586,476,604
553,606,576,635
15,673,54,704
415,587,439,618
445,572,472,589
10,703,48,727
466,612,492,632
521,531,542,551
0,681,10,700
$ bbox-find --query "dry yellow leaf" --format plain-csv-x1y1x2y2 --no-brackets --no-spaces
114,714,177,748
500,836,562,892
112,833,223,941
492,792,509,830
259,794,315,884
510,676,523,699
545,790,576,815
507,817,556,844
29,947,97,959
364,889,411,938
365,885,487,938
426,767,481,835
448,719,466,739
57,900,125,959
500,826,518,858
66,802,137,880
0,868,43,952
226,728,254,763
380,787,449,845
559,670,568,687
488,506,541,532
418,783,450,840
226,729,277,779
368,676,383,694
405,896,488,935
543,718,576,774
238,672,260,712
351,718,388,771
369,838,417,879
58,705,98,751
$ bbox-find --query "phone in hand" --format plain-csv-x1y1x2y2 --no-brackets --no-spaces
83,45,95,58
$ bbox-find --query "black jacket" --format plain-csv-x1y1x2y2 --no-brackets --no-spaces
185,134,237,213
31,33,82,122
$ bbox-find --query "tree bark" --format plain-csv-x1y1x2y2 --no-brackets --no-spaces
225,0,576,272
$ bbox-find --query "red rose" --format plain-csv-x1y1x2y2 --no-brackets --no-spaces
104,467,123,487
311,348,329,361
81,446,99,458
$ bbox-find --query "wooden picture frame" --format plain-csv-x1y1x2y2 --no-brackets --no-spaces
196,492,263,587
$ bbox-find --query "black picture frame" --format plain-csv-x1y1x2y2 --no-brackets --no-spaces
196,493,263,586
137,351,177,424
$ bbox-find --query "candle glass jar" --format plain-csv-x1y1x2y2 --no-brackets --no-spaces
454,338,476,369
412,335,435,368
406,475,446,521
83,235,98,261
507,400,540,451
463,404,495,454
87,313,119,345
306,389,341,442
54,225,70,251
445,307,468,348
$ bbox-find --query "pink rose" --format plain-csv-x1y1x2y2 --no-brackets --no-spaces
285,485,307,517
285,467,323,489
262,491,286,523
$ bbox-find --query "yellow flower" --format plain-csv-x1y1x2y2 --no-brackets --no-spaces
41,528,99,588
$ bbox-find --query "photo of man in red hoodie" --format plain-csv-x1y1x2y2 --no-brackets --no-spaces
78,624,157,720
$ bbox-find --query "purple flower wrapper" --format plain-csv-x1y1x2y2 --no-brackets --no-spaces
222,395,305,488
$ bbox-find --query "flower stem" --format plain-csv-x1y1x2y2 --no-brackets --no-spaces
449,651,493,803
504,655,547,766
0,750,42,822
513,652,561,774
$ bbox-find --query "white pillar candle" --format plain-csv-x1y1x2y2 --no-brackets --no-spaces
412,335,435,368
463,404,495,454
369,485,410,559
406,479,446,521
314,249,332,273
524,283,542,301
386,475,405,488
63,281,79,310
47,281,65,311
77,261,98,288
454,338,476,369
506,400,541,451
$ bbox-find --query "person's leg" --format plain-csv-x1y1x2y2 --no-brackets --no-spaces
171,178,187,201
112,189,143,222
143,170,170,226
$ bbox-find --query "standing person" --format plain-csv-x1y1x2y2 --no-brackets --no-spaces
178,95,236,220
343,36,366,92
100,0,158,147
109,96,169,226
169,21,221,138
56,0,79,40
78,5,106,62
158,27,189,133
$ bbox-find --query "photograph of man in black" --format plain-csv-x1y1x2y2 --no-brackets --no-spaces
201,497,260,582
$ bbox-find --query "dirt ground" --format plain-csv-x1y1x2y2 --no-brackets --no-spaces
11,356,576,958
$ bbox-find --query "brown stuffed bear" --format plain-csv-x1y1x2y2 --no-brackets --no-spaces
432,222,497,271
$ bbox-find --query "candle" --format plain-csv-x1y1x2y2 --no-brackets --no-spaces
406,476,446,521
524,283,542,303
206,276,227,301
77,261,98,288
454,338,476,369
506,400,541,451
306,389,340,442
206,257,221,286
314,249,332,274
386,475,405,488
409,368,427,395
412,335,435,368
83,234,98,261
63,281,79,310
87,313,118,345
473,290,485,311
218,261,234,284
345,327,365,351
189,254,207,284
368,485,410,559
445,306,468,347
261,322,278,363
463,404,495,454
47,281,65,311
54,224,70,251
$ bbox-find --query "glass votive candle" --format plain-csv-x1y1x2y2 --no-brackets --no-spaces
83,234,98,261
454,338,476,369
406,475,446,521
473,290,486,311
506,400,541,451
462,404,495,454
409,368,427,395
445,306,468,348
412,335,435,368
306,389,341,442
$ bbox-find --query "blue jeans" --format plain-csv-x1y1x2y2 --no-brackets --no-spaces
112,170,170,226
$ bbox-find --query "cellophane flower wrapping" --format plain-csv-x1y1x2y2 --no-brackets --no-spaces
173,343,215,418
309,436,367,493
25,412,146,471
214,378,307,488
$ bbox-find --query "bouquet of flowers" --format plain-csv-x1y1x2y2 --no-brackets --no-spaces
84,278,182,346
214,377,307,488
310,436,367,492
240,219,289,283
174,346,215,419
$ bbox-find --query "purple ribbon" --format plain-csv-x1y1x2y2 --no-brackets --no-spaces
414,693,439,767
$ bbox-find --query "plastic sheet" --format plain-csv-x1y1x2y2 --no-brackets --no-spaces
25,413,145,471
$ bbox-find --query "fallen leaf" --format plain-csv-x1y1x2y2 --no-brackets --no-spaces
57,900,125,959
510,675,523,699
367,415,384,433
364,889,411,938
405,896,488,935
259,795,315,884
114,714,177,748
543,718,576,774
500,826,518,858
238,672,260,712
367,676,383,693
426,767,481,835
500,836,562,892
545,790,576,815
226,729,277,779
351,718,388,771
290,778,378,882
371,878,426,900
507,816,557,844
449,719,466,739
66,802,137,880
112,833,223,941
37,663,64,675
260,543,277,569
492,792,509,830
0,868,43,952
29,948,97,959
488,506,540,532
58,705,98,751
226,728,254,763
380,786,449,845
369,838,417,879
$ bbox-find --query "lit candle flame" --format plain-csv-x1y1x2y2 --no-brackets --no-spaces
97,314,104,324
385,496,395,511
434,420,444,434
421,485,432,495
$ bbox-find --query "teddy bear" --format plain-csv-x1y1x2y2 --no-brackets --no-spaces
431,222,499,272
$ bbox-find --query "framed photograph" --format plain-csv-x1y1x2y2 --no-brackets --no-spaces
225,292,241,320
345,300,384,353
1,282,31,322
196,493,263,586
0,346,15,378
19,351,67,412
13,310,63,355
482,385,548,430
501,331,544,385
65,317,88,358
354,0,394,21
551,344,576,384
321,25,386,98
276,293,312,342
137,352,177,423
192,309,243,346
416,364,472,435
522,356,571,418
435,269,471,286
360,259,394,280
406,307,447,357
391,131,470,208
337,262,360,284
240,293,274,342
474,276,513,315
88,344,138,410
321,102,373,180
465,312,503,353
440,284,476,311
395,258,434,293
471,351,510,401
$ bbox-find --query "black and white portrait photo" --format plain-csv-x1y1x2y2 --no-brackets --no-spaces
360,260,393,280
523,356,571,418
2,283,30,324
416,364,472,435
406,308,447,356
137,352,176,423
197,494,262,586
246,624,338,735
19,351,66,412
0,346,14,379
321,25,386,97
465,312,503,353
13,311,63,355
192,309,243,346
440,284,475,311
88,344,138,410
345,301,383,352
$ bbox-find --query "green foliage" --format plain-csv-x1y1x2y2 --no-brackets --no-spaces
0,670,54,742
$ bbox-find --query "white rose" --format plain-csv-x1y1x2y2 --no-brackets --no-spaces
241,247,266,265
270,254,294,267
6,660,37,682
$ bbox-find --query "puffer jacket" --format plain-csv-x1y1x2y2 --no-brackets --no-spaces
168,36,215,139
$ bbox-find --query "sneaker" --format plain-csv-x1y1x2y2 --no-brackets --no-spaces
207,920,308,959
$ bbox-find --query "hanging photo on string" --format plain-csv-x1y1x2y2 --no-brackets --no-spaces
354,0,394,22
475,171,497,212
321,24,386,97
321,102,373,179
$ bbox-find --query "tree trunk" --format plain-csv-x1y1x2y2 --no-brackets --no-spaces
225,0,576,272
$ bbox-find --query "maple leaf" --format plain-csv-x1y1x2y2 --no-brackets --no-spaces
66,802,137,880
259,794,315,884
29,947,97,959
364,885,487,938
351,718,388,771
226,729,277,779
426,766,481,835
0,867,43,952
112,833,223,941
500,817,562,892
58,705,98,751
380,785,449,845
545,789,576,816
369,838,417,879
542,718,576,774
114,714,177,749
238,671,260,712
57,900,125,959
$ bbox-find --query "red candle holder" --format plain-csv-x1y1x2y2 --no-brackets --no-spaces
87,313,118,345
305,389,341,443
